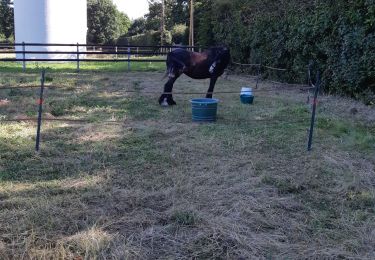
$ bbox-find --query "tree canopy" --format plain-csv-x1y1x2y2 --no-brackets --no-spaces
87,0,130,45
0,0,14,41
127,17,147,37
193,0,374,103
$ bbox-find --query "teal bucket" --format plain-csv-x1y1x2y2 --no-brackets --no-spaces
191,98,219,122
240,94,254,104
240,87,254,104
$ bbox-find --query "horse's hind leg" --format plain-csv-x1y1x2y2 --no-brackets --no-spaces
206,77,218,98
159,73,180,106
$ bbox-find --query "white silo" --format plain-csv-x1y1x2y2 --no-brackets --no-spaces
13,0,87,60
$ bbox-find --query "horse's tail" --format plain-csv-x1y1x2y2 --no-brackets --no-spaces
161,53,170,79
163,65,177,79
162,56,173,79
162,69,169,79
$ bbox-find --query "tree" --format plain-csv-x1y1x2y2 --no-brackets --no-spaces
195,0,214,47
127,18,147,36
168,0,189,28
0,0,14,40
116,10,131,36
87,0,130,44
143,0,190,45
171,24,188,44
194,0,375,102
145,0,163,31
145,0,189,31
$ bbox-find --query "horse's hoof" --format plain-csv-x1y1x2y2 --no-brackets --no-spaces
168,99,177,106
160,98,169,107
159,95,176,106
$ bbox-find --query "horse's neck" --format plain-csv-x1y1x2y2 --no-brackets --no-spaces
191,52,209,64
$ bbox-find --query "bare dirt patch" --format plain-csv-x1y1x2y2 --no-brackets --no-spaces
0,99,10,106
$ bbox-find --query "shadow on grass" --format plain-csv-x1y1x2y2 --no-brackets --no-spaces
0,84,162,182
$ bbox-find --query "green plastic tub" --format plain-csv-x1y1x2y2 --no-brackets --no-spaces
240,94,254,104
191,98,219,122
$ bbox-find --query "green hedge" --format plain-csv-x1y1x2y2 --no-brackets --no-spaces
197,0,375,104
117,30,172,46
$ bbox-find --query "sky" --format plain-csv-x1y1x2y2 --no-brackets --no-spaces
112,0,149,20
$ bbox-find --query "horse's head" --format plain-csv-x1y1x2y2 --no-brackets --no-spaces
213,46,230,64
209,46,231,74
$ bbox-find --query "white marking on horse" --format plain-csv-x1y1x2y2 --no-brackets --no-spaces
161,98,169,107
209,61,217,74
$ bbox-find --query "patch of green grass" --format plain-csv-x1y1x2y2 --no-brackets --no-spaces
131,80,143,91
7,88,23,96
317,117,375,151
45,76,54,82
346,190,375,210
122,96,160,121
0,59,165,73
0,75,40,86
187,232,239,259
171,210,198,226
49,100,69,117
275,103,310,119
0,119,129,182
119,132,165,166
261,175,305,194
308,207,341,232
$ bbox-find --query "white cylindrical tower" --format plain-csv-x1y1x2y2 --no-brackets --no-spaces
14,0,87,60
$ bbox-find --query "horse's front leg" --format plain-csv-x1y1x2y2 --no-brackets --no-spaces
206,77,218,98
159,75,179,106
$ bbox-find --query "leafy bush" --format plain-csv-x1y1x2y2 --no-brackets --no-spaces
171,24,188,45
118,30,172,46
196,0,375,103
0,33,6,42
118,31,154,46
87,0,130,45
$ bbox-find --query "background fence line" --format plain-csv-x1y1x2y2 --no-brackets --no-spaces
0,43,197,71
1,117,310,126
0,85,314,93
0,42,198,48
0,42,290,73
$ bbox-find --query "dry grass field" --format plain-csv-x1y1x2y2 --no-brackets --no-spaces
0,70,374,259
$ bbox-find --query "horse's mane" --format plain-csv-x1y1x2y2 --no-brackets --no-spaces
204,46,228,61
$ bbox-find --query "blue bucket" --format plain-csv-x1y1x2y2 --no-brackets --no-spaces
240,87,254,104
240,94,254,104
191,98,219,122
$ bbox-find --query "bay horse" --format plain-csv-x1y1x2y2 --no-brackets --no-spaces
159,46,231,106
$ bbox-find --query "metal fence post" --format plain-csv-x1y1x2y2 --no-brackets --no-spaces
255,64,261,89
128,47,131,71
35,69,46,152
22,42,26,71
307,71,321,151
76,42,80,72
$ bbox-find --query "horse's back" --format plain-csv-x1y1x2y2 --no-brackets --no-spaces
166,47,229,79
168,48,191,61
